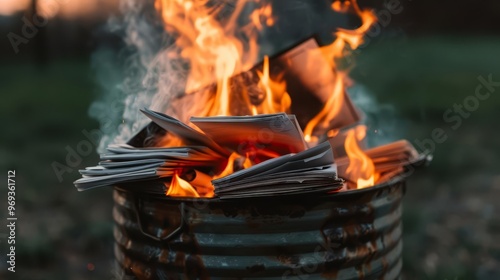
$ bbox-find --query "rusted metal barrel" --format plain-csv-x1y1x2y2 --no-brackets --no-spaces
113,178,405,279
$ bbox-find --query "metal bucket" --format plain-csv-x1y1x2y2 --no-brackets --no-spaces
113,178,405,279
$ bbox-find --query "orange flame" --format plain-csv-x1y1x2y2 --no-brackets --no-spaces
155,0,375,131
306,0,377,188
304,0,376,142
303,72,345,142
213,152,239,180
250,2,275,30
153,0,380,197
166,173,200,197
157,133,185,148
214,152,253,179
155,0,274,118
253,56,291,114
242,154,253,169
331,0,351,13
344,126,377,189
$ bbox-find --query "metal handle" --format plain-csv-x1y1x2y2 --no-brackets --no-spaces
132,196,186,243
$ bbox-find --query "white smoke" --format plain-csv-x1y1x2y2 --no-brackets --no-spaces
89,0,383,152
348,83,405,148
90,0,187,152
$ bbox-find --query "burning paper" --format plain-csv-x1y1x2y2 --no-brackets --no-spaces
76,0,430,198
76,109,342,197
213,141,343,199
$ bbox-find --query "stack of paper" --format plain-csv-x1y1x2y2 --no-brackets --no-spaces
74,109,341,197
335,140,426,184
212,141,344,199
73,36,430,198
74,144,223,191
364,140,420,173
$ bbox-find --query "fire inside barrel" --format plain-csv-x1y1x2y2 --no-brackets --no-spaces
74,0,431,279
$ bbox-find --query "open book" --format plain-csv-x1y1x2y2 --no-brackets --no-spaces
190,113,307,160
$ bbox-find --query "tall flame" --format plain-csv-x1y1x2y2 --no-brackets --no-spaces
155,0,375,130
345,125,377,189
155,0,274,117
304,0,376,142
214,152,253,179
153,0,380,197
303,72,345,142
253,55,291,114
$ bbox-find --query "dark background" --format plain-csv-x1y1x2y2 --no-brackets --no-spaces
1,0,499,279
